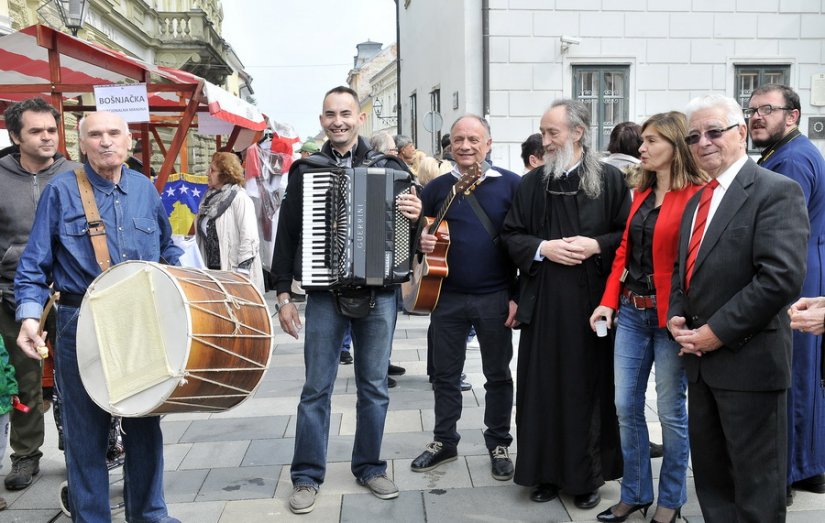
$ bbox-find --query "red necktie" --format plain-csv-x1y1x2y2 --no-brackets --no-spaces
685,179,720,291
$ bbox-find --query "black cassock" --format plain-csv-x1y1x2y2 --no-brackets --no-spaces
501,164,629,494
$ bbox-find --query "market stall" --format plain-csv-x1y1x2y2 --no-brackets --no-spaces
0,24,267,191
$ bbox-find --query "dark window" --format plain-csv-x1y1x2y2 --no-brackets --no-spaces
409,92,418,146
430,88,441,155
735,64,791,152
572,65,630,151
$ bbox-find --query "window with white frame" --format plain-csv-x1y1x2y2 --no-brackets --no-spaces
572,65,630,151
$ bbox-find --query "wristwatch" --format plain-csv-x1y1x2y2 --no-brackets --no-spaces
274,298,292,313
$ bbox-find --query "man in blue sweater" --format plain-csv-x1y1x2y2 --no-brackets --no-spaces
411,115,521,481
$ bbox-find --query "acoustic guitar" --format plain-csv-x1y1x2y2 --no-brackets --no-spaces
402,164,483,313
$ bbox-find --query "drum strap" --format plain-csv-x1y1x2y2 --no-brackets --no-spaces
74,168,111,272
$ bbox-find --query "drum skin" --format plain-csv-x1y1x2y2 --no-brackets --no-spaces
77,262,273,416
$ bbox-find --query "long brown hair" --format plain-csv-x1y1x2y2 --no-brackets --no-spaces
635,111,707,192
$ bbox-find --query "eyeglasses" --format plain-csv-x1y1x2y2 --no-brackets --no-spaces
743,104,793,118
685,124,739,146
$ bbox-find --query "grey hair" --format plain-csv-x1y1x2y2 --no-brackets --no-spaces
685,94,746,127
78,112,130,137
394,134,413,150
369,131,396,154
549,99,603,198
450,114,491,140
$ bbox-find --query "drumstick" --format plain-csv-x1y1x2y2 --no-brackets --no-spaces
36,291,60,359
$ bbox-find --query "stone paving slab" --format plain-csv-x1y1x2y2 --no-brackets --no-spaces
243,438,296,467
195,465,280,502
340,490,426,523
179,416,289,442
423,485,570,523
209,396,299,419
340,407,423,436
393,457,474,491
179,440,251,470
164,468,210,503
166,500,224,523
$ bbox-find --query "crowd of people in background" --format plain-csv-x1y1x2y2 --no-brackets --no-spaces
0,82,823,523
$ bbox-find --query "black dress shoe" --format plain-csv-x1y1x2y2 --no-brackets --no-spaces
530,483,558,503
596,501,651,522
411,442,458,472
388,363,406,376
388,377,397,388
339,351,353,365
649,441,664,458
793,473,825,493
574,490,601,509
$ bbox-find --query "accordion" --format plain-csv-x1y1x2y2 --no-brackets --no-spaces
301,167,413,289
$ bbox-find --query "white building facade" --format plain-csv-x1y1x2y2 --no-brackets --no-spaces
397,0,825,172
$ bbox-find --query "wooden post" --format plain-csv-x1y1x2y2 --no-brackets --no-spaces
155,81,203,192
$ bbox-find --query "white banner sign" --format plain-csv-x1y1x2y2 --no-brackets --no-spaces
94,83,150,123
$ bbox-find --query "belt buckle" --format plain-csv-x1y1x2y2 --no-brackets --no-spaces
631,294,646,310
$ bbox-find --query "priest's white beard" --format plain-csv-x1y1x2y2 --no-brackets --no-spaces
542,139,575,181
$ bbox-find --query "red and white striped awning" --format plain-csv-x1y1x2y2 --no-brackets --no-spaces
0,24,266,131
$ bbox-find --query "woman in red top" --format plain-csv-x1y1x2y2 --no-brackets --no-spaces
590,112,707,523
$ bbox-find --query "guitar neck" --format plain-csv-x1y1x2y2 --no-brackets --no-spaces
429,187,459,234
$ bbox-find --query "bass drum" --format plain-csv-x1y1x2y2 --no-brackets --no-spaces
76,261,272,417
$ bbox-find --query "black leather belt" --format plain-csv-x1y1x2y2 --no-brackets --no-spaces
622,288,656,310
58,293,84,308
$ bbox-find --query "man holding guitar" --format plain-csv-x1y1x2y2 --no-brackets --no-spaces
410,115,521,481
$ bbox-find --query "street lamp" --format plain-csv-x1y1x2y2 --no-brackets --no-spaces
55,0,89,37
372,97,397,125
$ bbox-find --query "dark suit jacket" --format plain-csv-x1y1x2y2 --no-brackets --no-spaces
668,158,809,391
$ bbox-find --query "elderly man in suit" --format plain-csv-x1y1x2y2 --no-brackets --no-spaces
667,94,809,522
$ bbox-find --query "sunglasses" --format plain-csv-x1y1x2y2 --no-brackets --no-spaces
743,104,793,118
685,124,738,146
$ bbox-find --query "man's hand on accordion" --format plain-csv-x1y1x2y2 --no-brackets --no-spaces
396,186,422,221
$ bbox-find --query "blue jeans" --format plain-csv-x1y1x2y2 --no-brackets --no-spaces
340,323,352,351
613,301,689,509
56,305,172,523
291,289,395,488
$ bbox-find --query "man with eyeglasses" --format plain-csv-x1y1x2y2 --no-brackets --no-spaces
747,84,825,503
668,94,810,522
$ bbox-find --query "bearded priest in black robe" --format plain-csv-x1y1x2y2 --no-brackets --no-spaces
501,99,630,510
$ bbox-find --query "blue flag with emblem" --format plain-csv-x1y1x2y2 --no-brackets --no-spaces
160,172,208,235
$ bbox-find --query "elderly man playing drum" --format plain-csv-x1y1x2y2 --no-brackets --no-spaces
14,111,182,523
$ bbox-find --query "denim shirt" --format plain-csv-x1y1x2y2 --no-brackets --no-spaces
15,164,182,321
